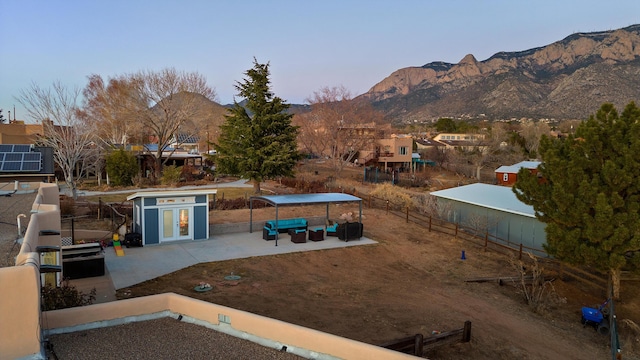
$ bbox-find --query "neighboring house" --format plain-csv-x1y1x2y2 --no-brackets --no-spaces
430,183,547,256
415,138,446,152
0,144,55,186
432,133,489,153
138,143,204,177
0,120,46,144
170,133,200,154
494,160,541,186
432,133,485,142
359,134,413,172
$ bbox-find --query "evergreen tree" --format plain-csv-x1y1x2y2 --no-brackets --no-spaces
214,59,301,193
105,148,138,186
514,102,640,299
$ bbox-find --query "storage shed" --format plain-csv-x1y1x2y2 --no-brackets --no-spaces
127,189,217,245
430,183,546,255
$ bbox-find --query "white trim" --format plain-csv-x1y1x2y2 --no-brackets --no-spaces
127,189,217,201
159,206,194,242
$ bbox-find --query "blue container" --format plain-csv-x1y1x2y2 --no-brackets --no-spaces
581,307,603,323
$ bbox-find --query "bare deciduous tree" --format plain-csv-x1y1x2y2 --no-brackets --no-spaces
78,74,143,147
450,123,523,181
130,68,216,179
295,86,385,175
19,82,98,199
519,121,551,158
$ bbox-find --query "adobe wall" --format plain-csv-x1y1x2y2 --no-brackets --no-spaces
0,182,61,360
43,293,415,360
0,263,42,359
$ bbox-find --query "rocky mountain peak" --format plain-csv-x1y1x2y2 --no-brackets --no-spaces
361,24,640,122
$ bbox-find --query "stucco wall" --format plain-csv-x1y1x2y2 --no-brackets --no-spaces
0,263,42,360
43,293,416,360
0,182,61,360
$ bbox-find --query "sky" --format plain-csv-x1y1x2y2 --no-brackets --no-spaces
1,0,639,123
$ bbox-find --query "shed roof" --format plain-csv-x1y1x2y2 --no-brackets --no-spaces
127,189,217,201
430,183,535,218
495,160,541,174
251,193,361,206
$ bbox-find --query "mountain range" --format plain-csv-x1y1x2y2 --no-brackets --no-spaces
360,24,640,124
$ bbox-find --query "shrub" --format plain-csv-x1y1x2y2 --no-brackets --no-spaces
413,194,453,219
41,278,96,311
59,196,76,217
161,165,183,185
511,253,566,315
369,183,413,210
105,149,138,186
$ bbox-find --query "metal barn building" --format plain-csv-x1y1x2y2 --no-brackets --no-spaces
430,183,547,256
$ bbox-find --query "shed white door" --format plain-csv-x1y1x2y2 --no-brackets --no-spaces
160,207,191,242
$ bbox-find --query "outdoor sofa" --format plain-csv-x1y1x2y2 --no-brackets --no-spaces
264,218,308,233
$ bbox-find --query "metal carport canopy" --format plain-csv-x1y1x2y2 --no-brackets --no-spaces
249,193,363,243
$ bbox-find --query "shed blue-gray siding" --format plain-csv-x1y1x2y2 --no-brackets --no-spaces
144,208,159,245
194,206,207,240
128,191,215,245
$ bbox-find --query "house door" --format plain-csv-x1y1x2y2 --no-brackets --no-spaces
160,207,191,242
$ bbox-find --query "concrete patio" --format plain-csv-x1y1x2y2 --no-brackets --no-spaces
71,230,377,299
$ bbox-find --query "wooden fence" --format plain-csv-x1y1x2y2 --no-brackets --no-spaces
380,321,472,356
361,193,610,293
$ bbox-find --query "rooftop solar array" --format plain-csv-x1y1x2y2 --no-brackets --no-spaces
0,144,32,152
0,144,43,173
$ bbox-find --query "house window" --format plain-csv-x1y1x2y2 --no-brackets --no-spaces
503,173,509,182
399,147,408,155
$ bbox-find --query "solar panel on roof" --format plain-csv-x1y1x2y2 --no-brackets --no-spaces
0,154,4,162
2,162,21,171
0,145,11,152
23,153,41,161
5,153,21,161
21,162,41,171
12,145,31,152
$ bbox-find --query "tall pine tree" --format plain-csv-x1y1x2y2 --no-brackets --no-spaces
514,102,640,299
214,59,301,193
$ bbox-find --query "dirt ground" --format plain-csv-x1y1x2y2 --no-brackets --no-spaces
112,163,640,360
3,163,638,359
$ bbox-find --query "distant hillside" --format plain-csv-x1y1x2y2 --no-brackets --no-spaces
222,100,310,115
361,24,640,123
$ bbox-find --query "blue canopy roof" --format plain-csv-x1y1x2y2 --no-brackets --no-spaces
248,193,363,244
251,193,361,206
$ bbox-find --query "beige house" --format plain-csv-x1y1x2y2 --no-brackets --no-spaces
0,120,46,144
432,133,490,154
360,134,413,171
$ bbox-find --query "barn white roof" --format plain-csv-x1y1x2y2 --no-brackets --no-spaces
430,183,536,218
